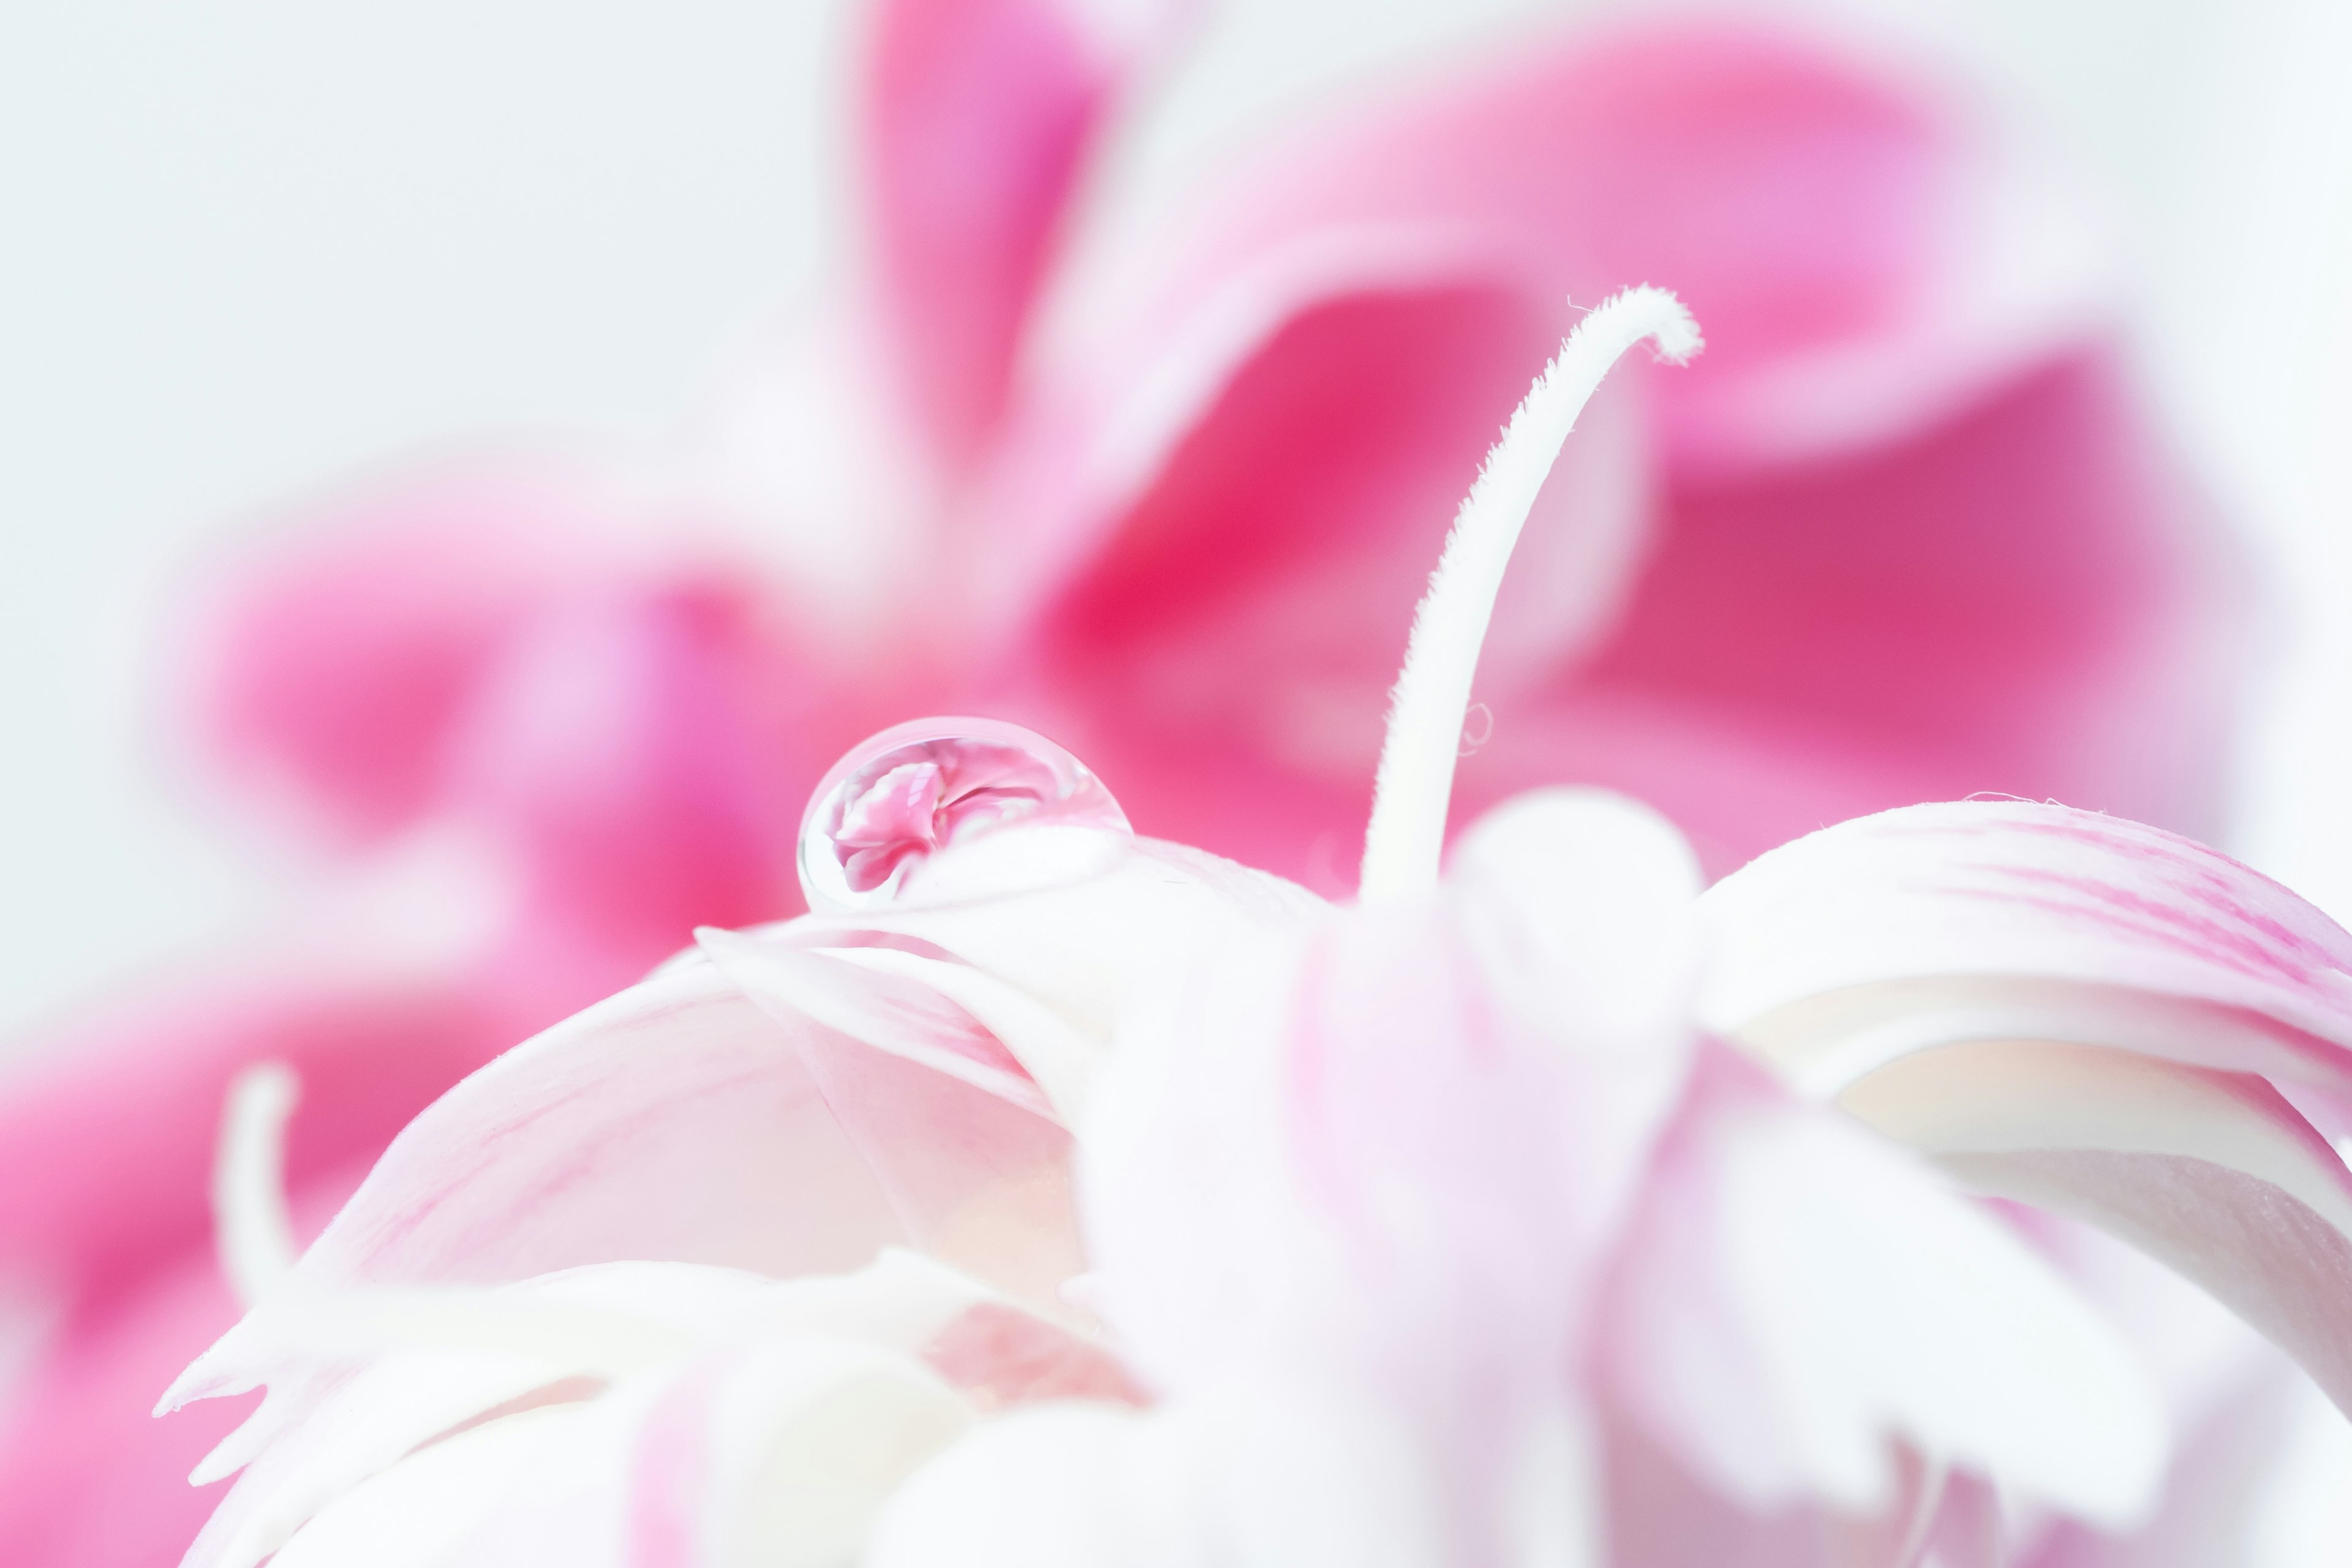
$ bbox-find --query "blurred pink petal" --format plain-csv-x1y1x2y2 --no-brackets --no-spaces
861,0,1182,466
186,464,625,843
441,585,809,983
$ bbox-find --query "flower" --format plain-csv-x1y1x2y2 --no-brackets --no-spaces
5,4,2251,1558
166,291,2339,1565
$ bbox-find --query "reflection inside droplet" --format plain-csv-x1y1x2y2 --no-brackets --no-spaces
799,718,1130,913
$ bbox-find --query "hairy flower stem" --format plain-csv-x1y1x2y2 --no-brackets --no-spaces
1358,286,1700,905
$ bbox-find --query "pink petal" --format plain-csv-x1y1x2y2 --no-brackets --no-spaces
2020,1349,2330,1567
180,1253,1005,1566
869,1392,1450,1568
1112,20,2087,477
1463,696,1954,879
183,462,620,844
1603,1415,2004,1568
699,940,1084,1306
1700,799,2352,1423
439,583,821,987
0,1246,251,1567
0,968,521,1320
859,0,1183,467
279,962,902,1294
1080,795,1701,1553
985,23,2241,876
796,832,1327,1050
1580,352,2245,853
697,938,1055,1120
981,270,1650,886
1697,801,2352,1096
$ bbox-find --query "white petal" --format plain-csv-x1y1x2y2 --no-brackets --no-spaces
1843,1039,2352,1417
268,1404,593,1568
1602,1049,2166,1529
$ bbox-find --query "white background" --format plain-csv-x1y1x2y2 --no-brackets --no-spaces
4,0,2350,1046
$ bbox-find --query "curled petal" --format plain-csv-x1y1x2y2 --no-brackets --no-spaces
243,963,902,1298
796,829,1327,1047
1842,1040,2352,1419
1699,801,2352,1095
699,934,1085,1306
1695,802,2352,1429
1598,1044,2166,1529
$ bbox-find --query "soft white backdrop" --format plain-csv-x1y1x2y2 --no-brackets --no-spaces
4,0,2349,1045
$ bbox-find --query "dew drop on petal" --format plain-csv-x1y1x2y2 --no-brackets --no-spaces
798,718,1130,913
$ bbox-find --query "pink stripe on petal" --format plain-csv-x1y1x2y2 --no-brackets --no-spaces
1701,801,2352,1096
629,1362,718,1568
921,1301,1147,1409
275,965,904,1297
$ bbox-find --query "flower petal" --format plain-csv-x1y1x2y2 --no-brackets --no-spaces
438,584,813,981
1598,1044,2166,1529
1698,801,2352,1096
178,1252,1003,1567
1700,800,2352,1424
983,266,1652,886
696,935,1085,1305
1843,1039,2352,1420
798,830,1327,1046
861,0,1184,465
869,1389,1450,1568
274,962,902,1294
183,461,624,843
268,1403,596,1568
694,935,1055,1119
1114,21,2090,476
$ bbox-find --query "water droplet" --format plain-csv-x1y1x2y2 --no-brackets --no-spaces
799,718,1129,913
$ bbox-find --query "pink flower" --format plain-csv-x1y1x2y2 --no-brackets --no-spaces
163,292,2336,1565
3,3,2248,1557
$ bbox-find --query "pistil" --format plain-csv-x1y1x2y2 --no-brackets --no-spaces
1358,287,1700,905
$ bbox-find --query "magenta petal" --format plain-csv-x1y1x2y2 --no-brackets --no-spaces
860,0,1180,466
439,584,816,983
184,464,617,843
1131,22,2057,473
1585,352,2244,850
0,969,519,1321
0,1245,250,1567
993,273,1648,882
